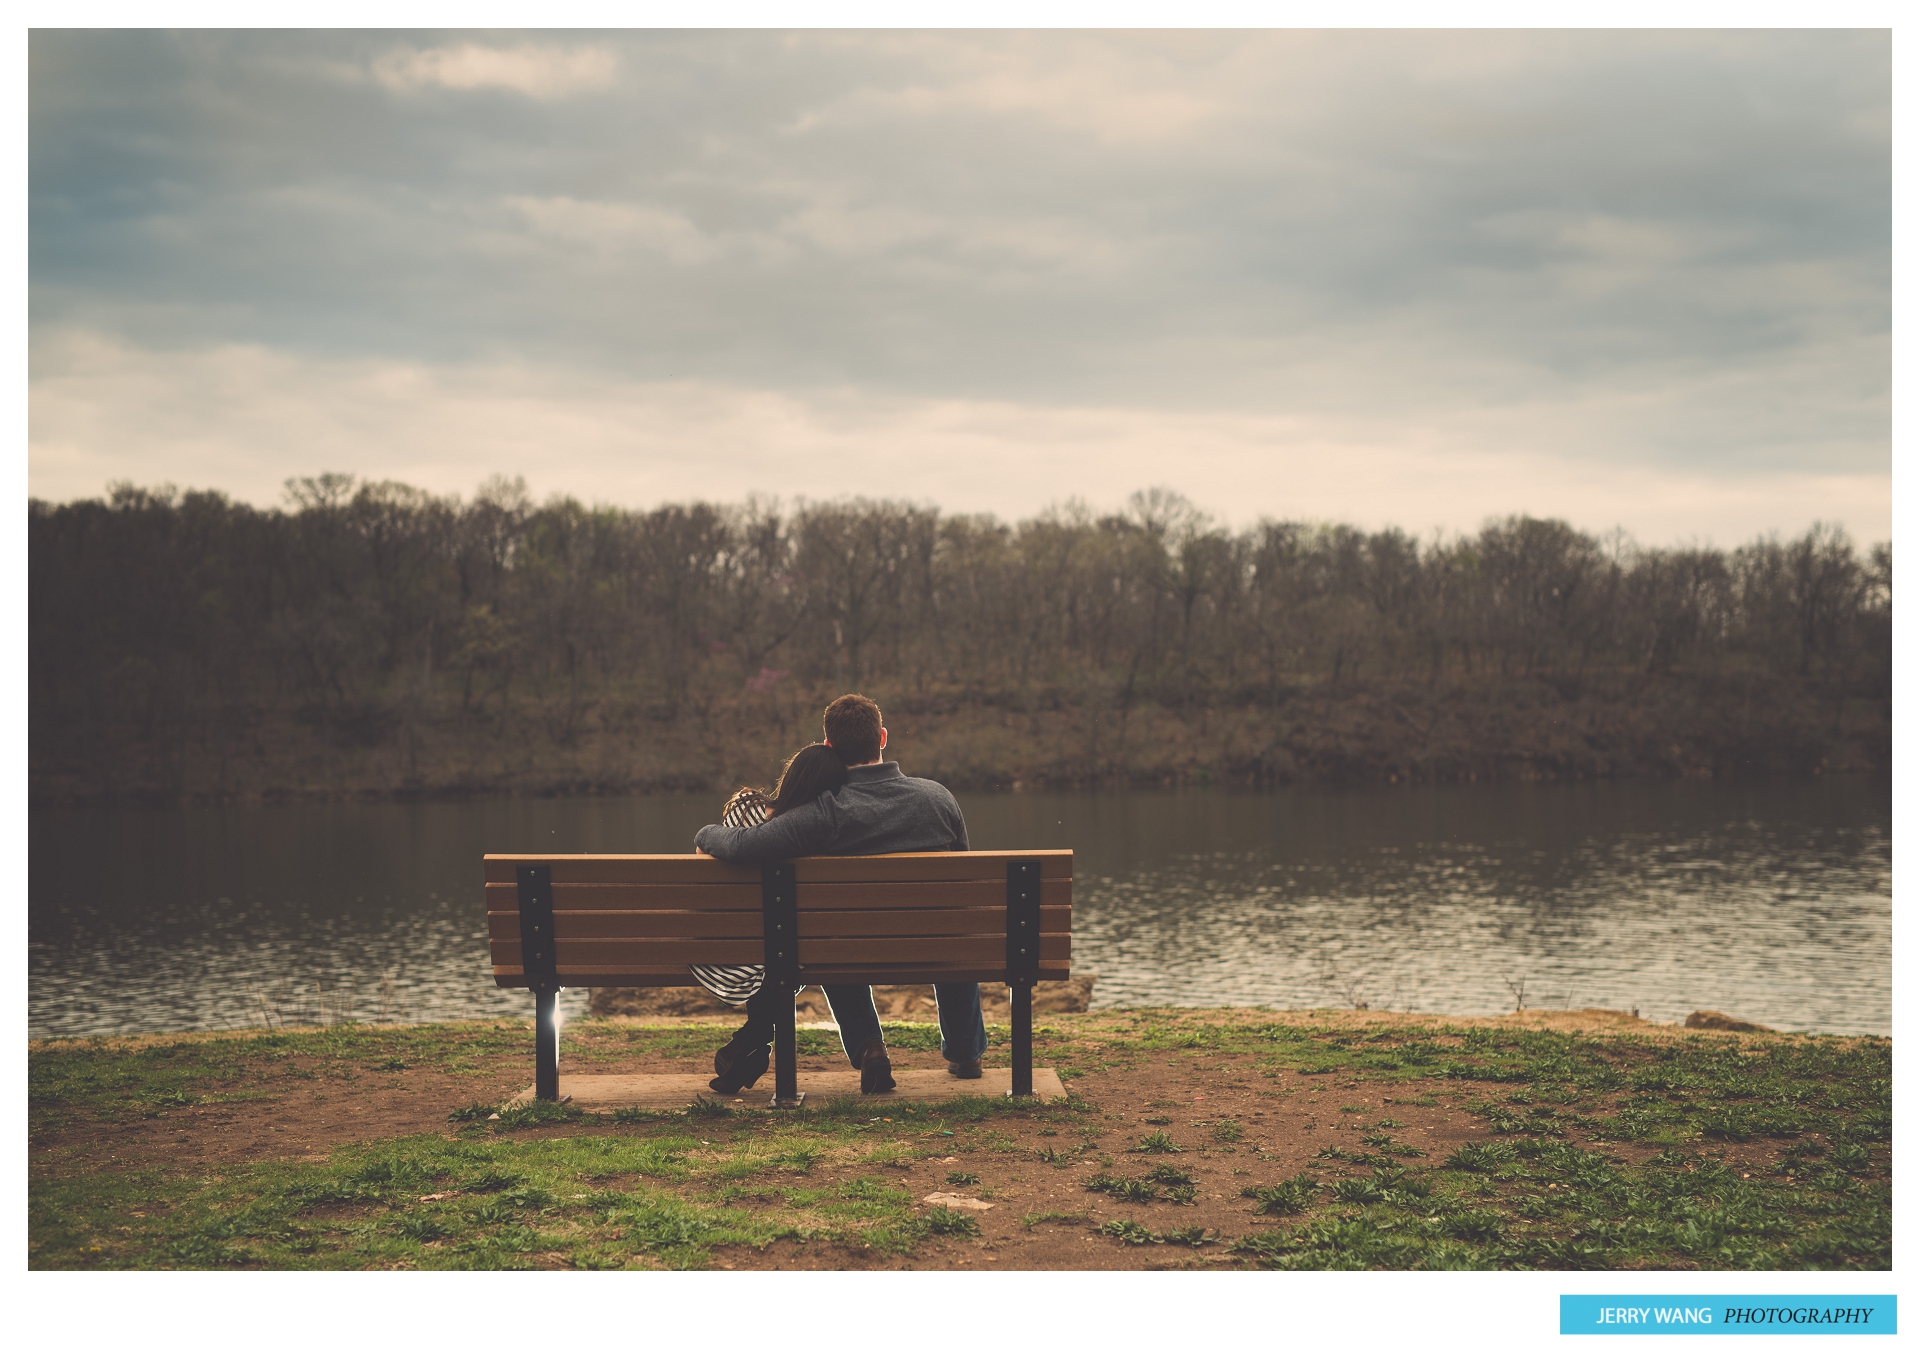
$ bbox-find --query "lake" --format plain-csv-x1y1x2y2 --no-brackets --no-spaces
28,777,1890,1040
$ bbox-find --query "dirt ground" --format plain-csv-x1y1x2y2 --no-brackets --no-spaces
31,1007,1819,1270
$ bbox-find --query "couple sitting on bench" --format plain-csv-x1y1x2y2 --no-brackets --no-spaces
690,693,985,1096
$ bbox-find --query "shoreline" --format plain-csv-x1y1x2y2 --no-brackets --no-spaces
30,1005,1888,1054
29,761,1891,813
27,761,1893,811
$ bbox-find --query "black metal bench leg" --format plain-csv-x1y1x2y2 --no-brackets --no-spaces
770,980,804,1109
1011,976,1034,1098
535,986,560,1101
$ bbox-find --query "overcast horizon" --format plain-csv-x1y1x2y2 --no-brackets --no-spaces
29,30,1891,548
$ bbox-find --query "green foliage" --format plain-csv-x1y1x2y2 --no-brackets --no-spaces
491,1100,583,1131
35,484,1885,801
1447,1141,1518,1173
771,1143,823,1174
1243,1172,1320,1215
1161,1226,1215,1247
1332,1177,1387,1204
465,1169,523,1193
924,1206,979,1238
1096,1219,1159,1245
1314,1146,1385,1170
394,1215,452,1243
1131,1131,1181,1154
944,1171,980,1186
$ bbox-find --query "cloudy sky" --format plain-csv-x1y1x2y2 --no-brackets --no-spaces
28,29,1890,545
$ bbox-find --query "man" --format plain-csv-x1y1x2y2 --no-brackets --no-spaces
693,694,986,1093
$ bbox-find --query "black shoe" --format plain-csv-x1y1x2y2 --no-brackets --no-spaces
858,1038,895,1094
947,1058,983,1079
710,1041,770,1094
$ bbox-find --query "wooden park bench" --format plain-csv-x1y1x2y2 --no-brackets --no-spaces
486,850,1072,1106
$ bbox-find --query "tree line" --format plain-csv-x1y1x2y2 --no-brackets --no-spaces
29,475,1890,799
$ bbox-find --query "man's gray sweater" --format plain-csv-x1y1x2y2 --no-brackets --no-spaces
693,761,969,863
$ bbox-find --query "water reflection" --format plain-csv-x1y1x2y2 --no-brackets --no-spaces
28,778,1889,1039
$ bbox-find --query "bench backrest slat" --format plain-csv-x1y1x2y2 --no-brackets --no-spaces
484,882,764,913
485,903,1070,943
485,849,1071,989
483,851,1070,885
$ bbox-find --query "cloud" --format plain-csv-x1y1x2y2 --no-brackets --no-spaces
370,42,616,99
508,196,722,265
26,30,1890,520
783,32,1243,147
28,330,1889,549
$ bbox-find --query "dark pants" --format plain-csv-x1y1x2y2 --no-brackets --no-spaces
823,983,989,1068
732,982,988,1067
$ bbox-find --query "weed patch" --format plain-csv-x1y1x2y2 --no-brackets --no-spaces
925,1206,980,1237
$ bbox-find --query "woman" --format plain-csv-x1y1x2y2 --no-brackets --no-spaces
695,742,849,1093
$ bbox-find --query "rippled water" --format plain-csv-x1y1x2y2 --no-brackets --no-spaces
28,778,1889,1039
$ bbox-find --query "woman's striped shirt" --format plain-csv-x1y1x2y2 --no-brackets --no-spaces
687,790,774,1006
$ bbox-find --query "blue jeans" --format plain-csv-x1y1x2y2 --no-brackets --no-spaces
823,983,988,1067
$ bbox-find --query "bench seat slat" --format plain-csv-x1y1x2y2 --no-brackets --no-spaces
492,963,1072,988
483,850,1071,886
494,938,762,965
801,934,1069,963
795,852,1071,882
487,904,1072,942
486,911,761,940
800,906,1069,937
490,933,1069,968
796,878,1071,908
484,876,1071,914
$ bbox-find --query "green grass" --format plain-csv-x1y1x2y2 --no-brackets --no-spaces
29,1011,1892,1270
1228,1137,1892,1271
28,1097,1057,1270
28,1018,1086,1270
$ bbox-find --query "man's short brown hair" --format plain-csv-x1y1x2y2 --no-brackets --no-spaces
822,694,884,766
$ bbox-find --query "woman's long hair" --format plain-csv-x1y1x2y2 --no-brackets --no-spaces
725,743,848,820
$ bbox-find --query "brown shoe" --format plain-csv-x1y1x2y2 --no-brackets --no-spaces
947,1058,983,1079
858,1038,895,1093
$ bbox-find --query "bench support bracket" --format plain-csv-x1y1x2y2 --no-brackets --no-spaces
1008,976,1035,1098
1006,861,1042,1097
517,864,562,1101
762,865,805,1108
766,978,805,1110
534,987,560,1102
